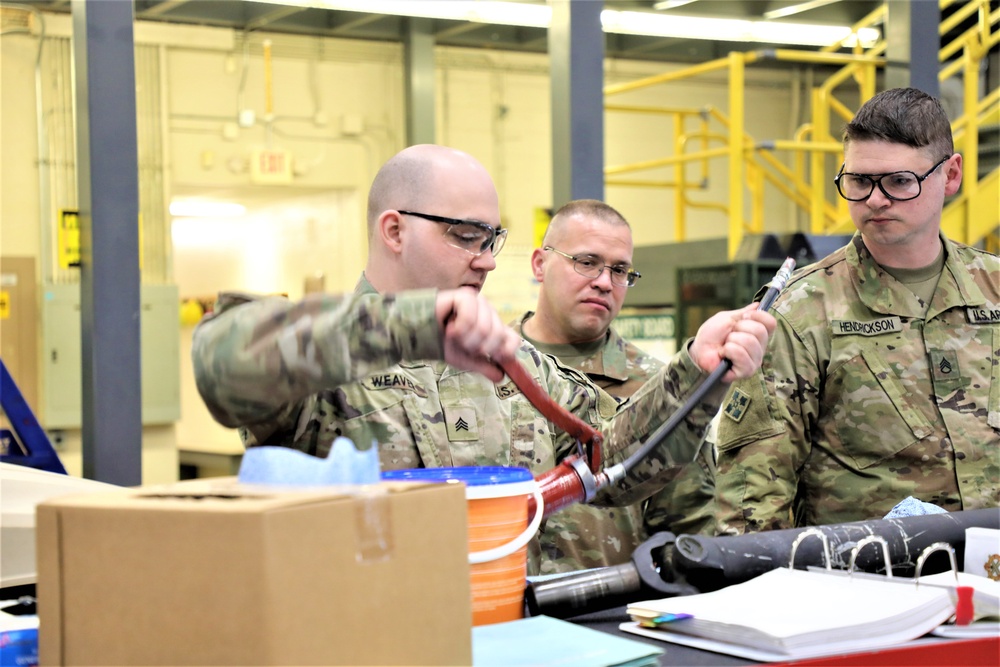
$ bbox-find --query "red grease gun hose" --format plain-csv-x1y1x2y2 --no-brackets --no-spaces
497,356,604,518
498,355,604,466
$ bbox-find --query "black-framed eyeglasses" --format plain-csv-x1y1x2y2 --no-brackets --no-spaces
398,210,507,257
834,155,950,202
543,246,641,287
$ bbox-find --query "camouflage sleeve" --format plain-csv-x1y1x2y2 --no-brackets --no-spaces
536,339,725,507
713,312,815,533
192,289,443,434
643,437,718,536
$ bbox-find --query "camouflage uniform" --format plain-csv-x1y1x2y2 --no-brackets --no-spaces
715,234,1000,533
513,314,717,571
193,276,726,574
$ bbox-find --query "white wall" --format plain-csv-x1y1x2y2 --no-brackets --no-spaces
1,30,42,258
171,190,361,300
0,13,804,480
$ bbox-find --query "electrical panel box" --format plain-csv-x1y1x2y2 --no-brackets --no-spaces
41,284,181,428
676,262,785,342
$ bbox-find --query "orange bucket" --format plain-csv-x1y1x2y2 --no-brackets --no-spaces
382,467,542,626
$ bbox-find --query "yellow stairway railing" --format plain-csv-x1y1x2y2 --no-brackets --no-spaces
605,0,999,257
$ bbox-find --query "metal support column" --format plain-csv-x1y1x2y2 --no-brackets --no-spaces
886,0,940,97
405,18,435,146
72,0,142,485
550,0,604,209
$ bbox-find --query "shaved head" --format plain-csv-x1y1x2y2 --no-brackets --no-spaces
367,146,430,238
367,144,495,239
363,144,501,293
543,199,630,247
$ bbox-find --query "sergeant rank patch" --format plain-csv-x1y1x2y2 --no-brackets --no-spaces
444,405,478,442
723,388,751,423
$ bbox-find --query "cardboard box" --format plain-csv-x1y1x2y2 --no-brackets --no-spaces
37,478,472,666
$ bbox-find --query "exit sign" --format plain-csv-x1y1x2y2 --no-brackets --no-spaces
251,149,293,184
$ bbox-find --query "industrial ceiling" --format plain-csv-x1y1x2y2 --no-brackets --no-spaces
11,0,890,62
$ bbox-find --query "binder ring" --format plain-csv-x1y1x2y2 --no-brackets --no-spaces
788,528,832,570
915,542,959,588
848,535,893,578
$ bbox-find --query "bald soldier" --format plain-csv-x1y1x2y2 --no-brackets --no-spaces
714,88,999,533
513,200,717,571
193,144,775,573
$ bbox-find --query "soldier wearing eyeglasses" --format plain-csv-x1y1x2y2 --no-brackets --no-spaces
714,88,999,534
512,200,717,572
193,144,776,575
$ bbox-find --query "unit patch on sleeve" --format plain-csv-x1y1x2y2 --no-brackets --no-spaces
723,388,752,423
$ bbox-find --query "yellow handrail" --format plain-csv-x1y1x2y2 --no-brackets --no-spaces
604,57,735,97
820,5,888,53
602,0,998,256
605,146,730,176
940,0,982,36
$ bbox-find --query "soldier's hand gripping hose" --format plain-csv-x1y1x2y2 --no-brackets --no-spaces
499,257,797,520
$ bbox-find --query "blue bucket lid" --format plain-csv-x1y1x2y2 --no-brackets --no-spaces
381,466,532,487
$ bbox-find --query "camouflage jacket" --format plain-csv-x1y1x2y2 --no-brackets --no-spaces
513,314,718,571
513,313,664,398
193,276,725,574
715,234,1000,533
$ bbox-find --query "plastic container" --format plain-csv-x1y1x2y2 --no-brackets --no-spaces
382,466,542,626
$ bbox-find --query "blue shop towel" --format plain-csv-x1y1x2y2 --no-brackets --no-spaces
237,438,380,486
883,496,947,519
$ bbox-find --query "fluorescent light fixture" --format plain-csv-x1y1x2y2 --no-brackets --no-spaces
169,199,247,218
601,10,879,48
261,0,549,28
653,0,701,10
252,0,880,49
763,0,841,21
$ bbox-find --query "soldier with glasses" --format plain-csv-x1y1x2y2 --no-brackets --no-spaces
192,144,775,573
513,200,719,572
713,87,1000,533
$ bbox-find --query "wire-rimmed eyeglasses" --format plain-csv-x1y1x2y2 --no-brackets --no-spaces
543,246,641,287
398,210,507,257
834,156,950,202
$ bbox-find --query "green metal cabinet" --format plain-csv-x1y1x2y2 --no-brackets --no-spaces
675,261,785,341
